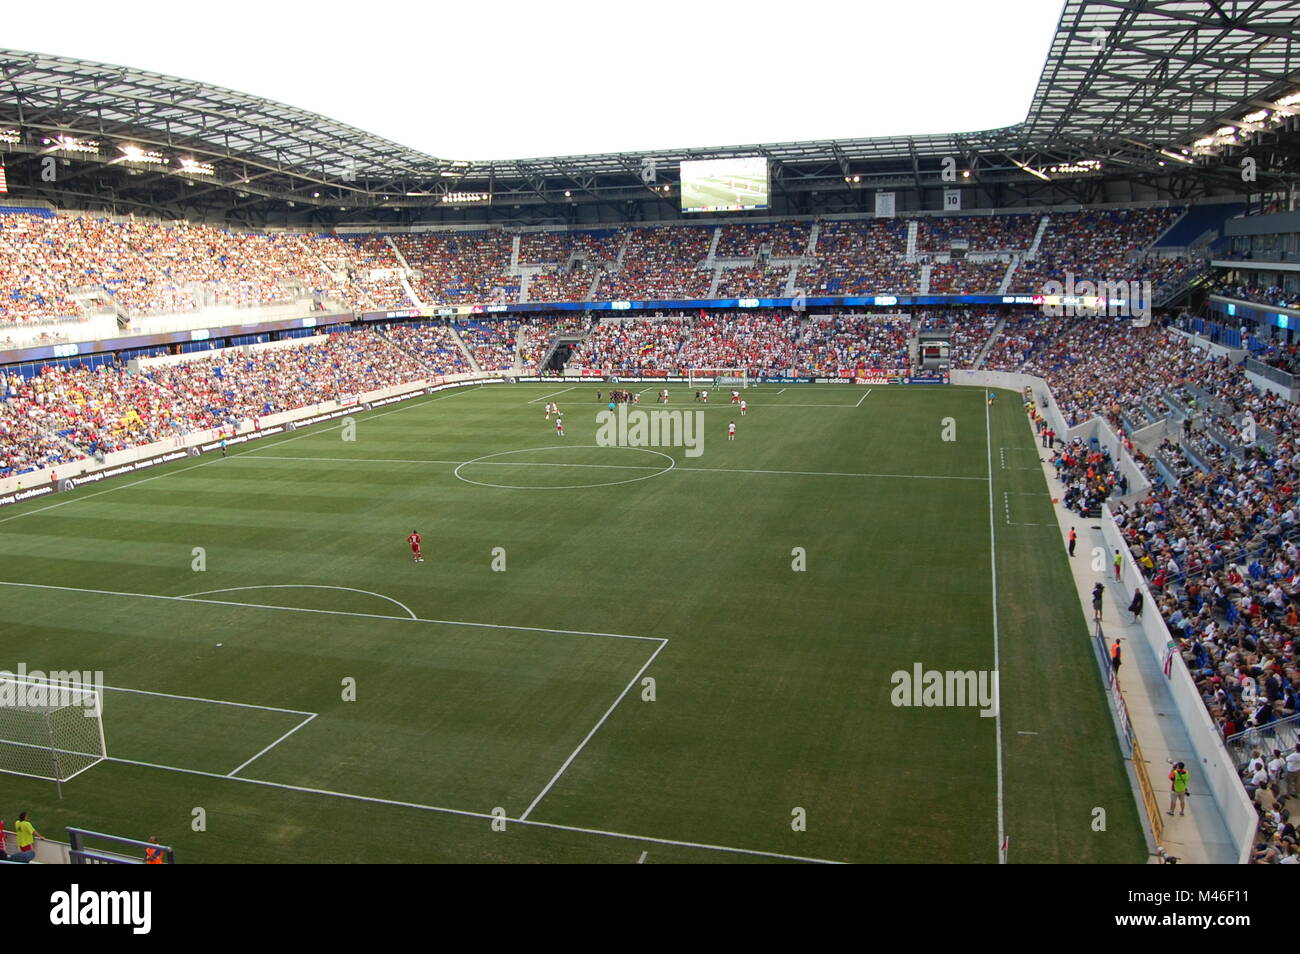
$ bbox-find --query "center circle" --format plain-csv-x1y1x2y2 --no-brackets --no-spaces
453,445,677,490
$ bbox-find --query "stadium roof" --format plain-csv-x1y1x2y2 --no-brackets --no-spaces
0,0,1297,224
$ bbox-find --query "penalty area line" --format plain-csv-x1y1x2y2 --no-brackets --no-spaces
519,638,668,821
0,580,665,644
99,755,841,863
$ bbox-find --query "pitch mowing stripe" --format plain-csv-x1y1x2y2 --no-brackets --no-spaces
99,755,841,864
0,580,666,644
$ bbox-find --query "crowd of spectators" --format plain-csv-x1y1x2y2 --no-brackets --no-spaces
396,231,517,306
1011,208,1182,296
796,316,910,372
799,220,915,295
379,322,469,375
919,310,999,366
455,319,521,371
1213,280,1300,311
0,207,1212,325
516,315,591,371
596,226,715,300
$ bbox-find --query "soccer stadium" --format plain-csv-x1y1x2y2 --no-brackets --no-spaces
0,0,1299,879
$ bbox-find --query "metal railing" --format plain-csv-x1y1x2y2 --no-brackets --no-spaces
1245,357,1297,391
1225,712,1300,769
67,827,174,865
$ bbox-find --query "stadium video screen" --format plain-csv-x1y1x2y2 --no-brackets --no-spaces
680,157,770,213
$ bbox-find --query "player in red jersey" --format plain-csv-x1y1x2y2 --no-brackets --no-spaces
407,530,424,563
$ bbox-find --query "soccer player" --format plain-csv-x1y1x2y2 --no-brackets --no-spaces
728,421,736,441
740,399,748,416
731,390,740,403
220,437,228,458
661,389,669,404
596,390,602,402
544,402,554,420
556,416,564,437
702,389,709,403
632,392,640,404
407,530,424,563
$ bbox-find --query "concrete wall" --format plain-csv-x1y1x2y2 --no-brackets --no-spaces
1100,507,1259,863
953,369,1151,497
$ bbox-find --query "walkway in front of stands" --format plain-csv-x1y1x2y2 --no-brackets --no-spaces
1031,426,1238,864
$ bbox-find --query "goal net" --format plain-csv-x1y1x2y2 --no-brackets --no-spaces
687,368,749,388
0,675,106,790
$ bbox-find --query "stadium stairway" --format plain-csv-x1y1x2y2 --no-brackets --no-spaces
1027,215,1050,259
971,318,1005,369
1034,422,1237,863
383,236,426,310
448,324,480,373
997,255,1020,295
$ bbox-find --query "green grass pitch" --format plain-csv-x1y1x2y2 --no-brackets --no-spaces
0,382,1145,863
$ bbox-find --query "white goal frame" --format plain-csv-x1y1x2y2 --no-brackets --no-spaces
687,368,749,388
0,675,106,797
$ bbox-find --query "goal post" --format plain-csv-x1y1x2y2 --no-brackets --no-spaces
687,368,749,388
0,675,106,797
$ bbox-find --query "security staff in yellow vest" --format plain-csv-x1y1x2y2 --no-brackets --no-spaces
1168,762,1189,816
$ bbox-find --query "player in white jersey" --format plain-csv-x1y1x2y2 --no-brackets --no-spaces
660,389,669,404
731,390,740,403
702,390,708,404
555,416,564,436
727,421,736,441
544,402,553,419
740,399,748,416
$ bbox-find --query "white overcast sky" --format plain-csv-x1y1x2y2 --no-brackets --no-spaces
6,0,1064,161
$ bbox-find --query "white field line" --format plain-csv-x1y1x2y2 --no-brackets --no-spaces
638,850,648,863
98,682,316,716
985,395,1007,864
257,455,663,472
101,754,841,863
245,455,986,482
855,388,872,408
520,638,668,821
527,387,576,404
0,580,663,644
228,713,318,778
0,384,482,528
181,584,418,620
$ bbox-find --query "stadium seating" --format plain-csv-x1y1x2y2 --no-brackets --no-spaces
0,208,1206,325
